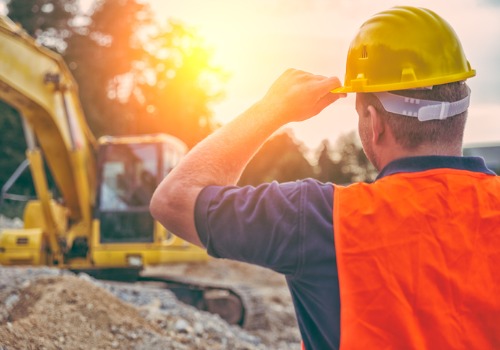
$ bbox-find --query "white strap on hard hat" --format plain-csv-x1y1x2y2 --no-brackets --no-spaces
373,87,471,121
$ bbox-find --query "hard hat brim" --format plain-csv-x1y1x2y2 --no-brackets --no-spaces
331,70,476,94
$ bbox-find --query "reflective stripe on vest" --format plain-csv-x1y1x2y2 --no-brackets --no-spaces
333,169,500,349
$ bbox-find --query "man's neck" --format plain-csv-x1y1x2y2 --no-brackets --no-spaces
377,143,463,171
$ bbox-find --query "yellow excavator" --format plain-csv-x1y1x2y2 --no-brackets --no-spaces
0,15,263,328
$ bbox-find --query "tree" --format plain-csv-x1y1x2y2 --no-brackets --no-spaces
63,0,152,136
239,130,315,186
315,140,352,184
135,19,227,147
63,0,227,145
324,131,377,183
7,0,79,52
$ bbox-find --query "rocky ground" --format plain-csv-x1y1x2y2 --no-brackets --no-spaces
0,216,301,350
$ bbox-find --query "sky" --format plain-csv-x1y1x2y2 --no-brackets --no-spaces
150,0,500,151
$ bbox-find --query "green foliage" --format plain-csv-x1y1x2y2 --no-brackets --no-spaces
7,0,79,52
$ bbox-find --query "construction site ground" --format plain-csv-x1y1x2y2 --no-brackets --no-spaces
0,259,301,350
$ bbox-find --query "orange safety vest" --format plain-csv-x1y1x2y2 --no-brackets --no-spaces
333,168,500,349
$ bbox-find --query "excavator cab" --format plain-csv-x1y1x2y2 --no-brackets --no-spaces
90,134,208,269
96,134,184,244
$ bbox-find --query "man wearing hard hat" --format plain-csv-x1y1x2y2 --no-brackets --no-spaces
151,6,500,349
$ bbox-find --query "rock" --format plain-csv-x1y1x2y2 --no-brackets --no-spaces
4,294,19,310
174,319,191,333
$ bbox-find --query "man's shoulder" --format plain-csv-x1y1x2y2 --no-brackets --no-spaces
200,178,333,200
278,178,334,192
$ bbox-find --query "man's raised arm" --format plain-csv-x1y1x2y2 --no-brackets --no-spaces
149,69,344,246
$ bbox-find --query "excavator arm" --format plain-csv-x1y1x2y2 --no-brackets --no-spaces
0,16,96,244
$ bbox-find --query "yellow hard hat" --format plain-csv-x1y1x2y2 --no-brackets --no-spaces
333,6,476,93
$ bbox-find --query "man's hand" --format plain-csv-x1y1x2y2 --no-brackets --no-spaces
259,68,346,124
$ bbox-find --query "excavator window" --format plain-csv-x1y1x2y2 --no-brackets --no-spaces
97,143,159,243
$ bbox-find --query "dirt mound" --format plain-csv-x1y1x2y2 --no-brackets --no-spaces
0,262,301,350
0,275,165,349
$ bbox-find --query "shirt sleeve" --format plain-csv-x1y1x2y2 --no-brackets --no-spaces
194,179,334,276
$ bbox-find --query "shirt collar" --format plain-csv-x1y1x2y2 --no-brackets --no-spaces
376,156,496,180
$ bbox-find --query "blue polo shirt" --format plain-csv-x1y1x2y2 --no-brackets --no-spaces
194,156,495,350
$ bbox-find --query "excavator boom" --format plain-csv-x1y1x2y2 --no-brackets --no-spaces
0,15,96,224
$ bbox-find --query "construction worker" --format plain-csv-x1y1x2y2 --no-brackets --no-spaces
150,6,500,349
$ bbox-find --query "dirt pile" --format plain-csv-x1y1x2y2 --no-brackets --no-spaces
0,261,301,350
1,274,165,350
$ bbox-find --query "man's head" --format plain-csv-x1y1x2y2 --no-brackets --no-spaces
333,6,475,169
356,82,469,170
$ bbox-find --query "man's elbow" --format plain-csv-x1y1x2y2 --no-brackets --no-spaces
150,183,204,247
149,185,174,229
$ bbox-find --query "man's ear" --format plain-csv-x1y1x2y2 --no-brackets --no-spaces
367,105,385,144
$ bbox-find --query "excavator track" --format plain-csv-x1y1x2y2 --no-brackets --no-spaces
137,274,268,330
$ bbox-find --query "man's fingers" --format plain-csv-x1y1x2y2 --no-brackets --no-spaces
314,76,343,93
314,90,346,114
